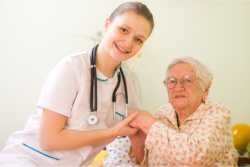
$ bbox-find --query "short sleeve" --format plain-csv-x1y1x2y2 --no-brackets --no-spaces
37,56,80,117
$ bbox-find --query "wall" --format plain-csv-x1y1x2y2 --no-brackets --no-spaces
0,0,250,151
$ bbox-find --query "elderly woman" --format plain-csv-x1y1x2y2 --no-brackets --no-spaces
128,56,238,166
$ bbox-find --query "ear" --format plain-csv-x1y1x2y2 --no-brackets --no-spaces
104,18,110,32
202,86,210,102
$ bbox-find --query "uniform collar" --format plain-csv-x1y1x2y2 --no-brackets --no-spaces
96,63,121,81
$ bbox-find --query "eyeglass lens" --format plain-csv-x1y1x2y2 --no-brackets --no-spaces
164,75,194,88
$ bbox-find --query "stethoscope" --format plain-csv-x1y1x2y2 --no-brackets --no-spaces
86,45,128,139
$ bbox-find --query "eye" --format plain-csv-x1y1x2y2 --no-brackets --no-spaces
121,28,127,33
135,38,142,43
169,80,176,84
184,79,192,83
182,76,194,85
168,78,176,84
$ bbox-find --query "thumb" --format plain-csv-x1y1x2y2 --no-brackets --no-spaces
124,112,139,123
130,127,140,135
128,109,140,116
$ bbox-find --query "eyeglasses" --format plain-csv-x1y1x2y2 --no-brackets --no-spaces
163,75,200,89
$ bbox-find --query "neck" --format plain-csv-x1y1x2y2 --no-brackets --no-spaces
95,43,120,78
175,103,201,125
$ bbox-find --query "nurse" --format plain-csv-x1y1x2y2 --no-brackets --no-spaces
0,1,154,167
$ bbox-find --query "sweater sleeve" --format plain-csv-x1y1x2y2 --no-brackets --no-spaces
128,146,149,166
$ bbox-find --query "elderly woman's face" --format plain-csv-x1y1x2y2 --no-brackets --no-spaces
167,63,208,111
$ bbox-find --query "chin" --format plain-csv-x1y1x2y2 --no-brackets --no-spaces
111,52,133,63
171,99,189,108
111,49,134,63
111,54,123,63
173,104,188,110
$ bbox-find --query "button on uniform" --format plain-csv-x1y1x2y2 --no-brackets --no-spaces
103,109,107,114
78,157,83,163
108,79,113,84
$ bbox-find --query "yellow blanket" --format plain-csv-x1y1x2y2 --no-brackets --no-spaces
88,150,107,167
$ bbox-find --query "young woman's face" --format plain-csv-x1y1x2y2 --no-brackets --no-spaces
103,11,151,62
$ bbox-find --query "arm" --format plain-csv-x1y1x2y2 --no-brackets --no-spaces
128,110,157,165
39,108,139,151
129,130,147,164
128,145,148,167
145,105,234,166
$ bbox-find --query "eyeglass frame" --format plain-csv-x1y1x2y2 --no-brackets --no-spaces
163,75,200,89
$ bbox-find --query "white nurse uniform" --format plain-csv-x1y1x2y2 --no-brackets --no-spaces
0,50,140,167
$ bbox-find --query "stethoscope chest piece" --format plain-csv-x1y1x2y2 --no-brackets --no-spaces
87,113,99,126
87,45,128,132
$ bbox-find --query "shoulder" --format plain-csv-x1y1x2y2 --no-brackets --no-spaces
120,67,134,85
53,50,90,75
155,103,173,115
204,99,231,120
59,51,90,68
158,103,173,111
120,66,132,78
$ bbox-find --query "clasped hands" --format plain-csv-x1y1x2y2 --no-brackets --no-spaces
112,109,156,141
128,109,157,135
126,110,157,155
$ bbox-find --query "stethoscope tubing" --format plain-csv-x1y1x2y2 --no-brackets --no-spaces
90,45,98,113
89,45,128,139
119,68,128,104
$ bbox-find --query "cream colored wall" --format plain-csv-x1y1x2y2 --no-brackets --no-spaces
139,1,250,126
0,1,250,151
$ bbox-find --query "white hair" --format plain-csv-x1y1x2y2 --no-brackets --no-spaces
166,56,214,91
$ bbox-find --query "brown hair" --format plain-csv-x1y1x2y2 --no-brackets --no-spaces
109,2,154,33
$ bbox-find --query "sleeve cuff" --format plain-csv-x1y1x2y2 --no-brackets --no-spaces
37,100,70,117
128,146,148,166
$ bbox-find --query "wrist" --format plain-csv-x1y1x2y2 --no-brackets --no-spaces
142,119,157,135
108,126,117,138
132,145,145,164
131,142,145,151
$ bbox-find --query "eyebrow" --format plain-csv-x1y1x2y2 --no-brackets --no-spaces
121,24,146,40
167,74,194,79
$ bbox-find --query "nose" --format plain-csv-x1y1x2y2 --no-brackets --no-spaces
123,34,133,50
174,80,184,91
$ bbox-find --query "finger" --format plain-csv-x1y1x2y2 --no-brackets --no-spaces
129,127,140,135
128,126,140,130
129,120,136,127
130,120,140,128
128,109,140,116
130,123,140,129
124,111,139,123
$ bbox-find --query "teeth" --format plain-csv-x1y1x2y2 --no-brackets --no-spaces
116,44,127,53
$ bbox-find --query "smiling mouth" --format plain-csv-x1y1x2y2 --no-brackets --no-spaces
115,43,129,54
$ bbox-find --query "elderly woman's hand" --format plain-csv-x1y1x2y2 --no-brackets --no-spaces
129,129,147,164
129,110,157,134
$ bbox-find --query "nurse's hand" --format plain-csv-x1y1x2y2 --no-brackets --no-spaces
129,110,157,135
111,111,140,137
